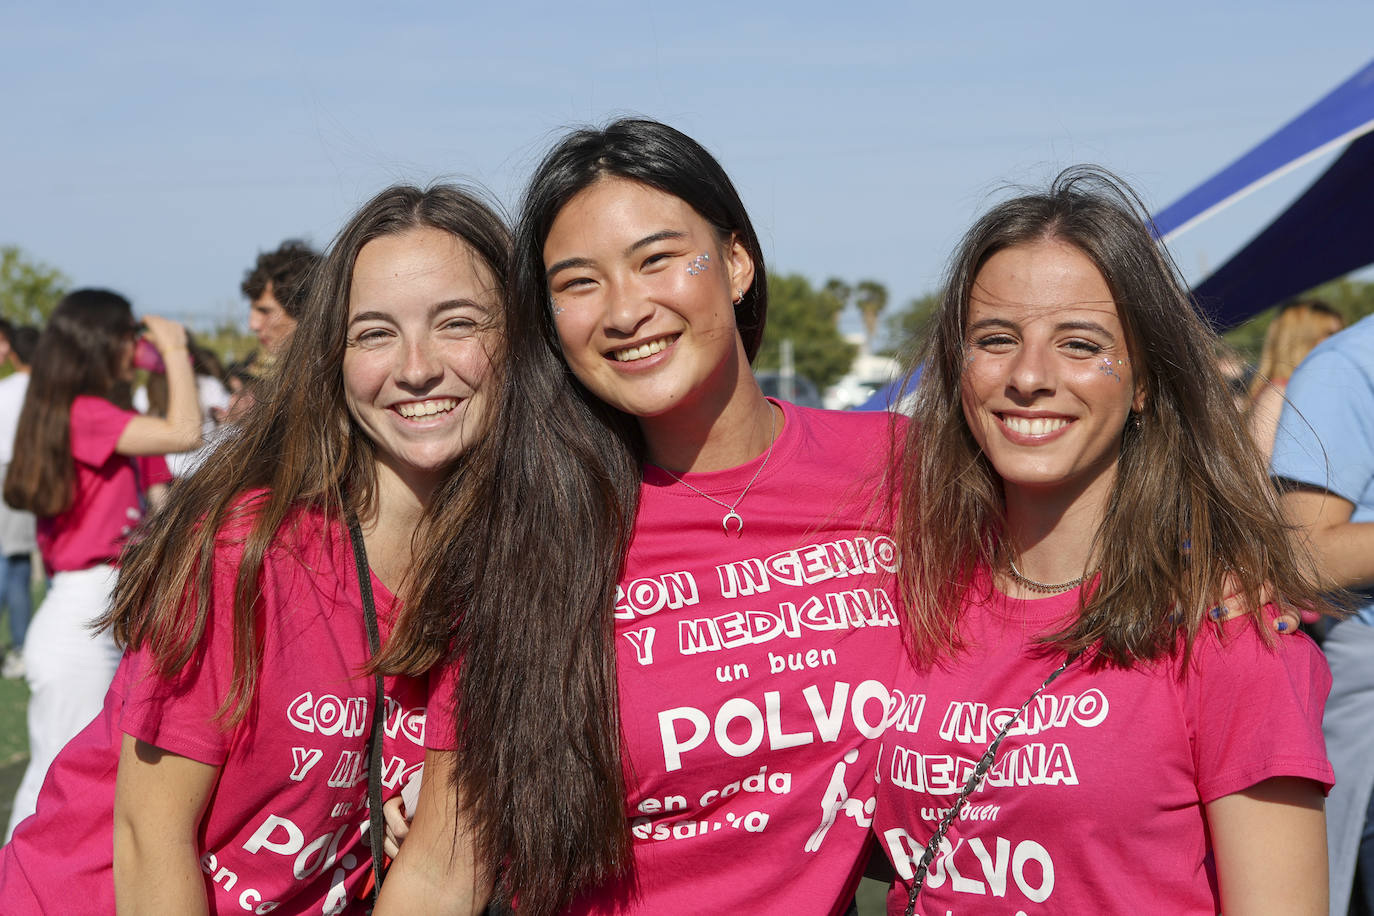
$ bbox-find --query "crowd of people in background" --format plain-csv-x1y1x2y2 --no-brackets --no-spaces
0,239,325,841
0,119,1366,916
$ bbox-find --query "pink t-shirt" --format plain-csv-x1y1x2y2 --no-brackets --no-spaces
138,452,173,490
0,503,427,915
36,395,145,572
873,573,1333,915
561,402,904,913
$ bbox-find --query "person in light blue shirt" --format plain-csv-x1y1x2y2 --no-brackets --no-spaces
1271,311,1374,916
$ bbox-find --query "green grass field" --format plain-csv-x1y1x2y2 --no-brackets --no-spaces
0,676,28,766
0,676,28,836
0,584,37,839
855,878,887,913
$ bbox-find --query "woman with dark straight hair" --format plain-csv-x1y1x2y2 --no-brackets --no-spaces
3,290,201,836
378,119,904,914
0,183,509,915
874,168,1333,915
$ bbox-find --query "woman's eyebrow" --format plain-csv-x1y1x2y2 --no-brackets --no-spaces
545,256,592,280
1053,319,1115,338
968,317,1018,332
967,317,1115,336
626,229,686,255
429,298,485,317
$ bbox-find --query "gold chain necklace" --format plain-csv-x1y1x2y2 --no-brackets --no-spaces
1006,556,1084,594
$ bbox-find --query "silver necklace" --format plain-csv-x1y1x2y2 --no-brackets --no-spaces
1006,556,1084,594
660,408,777,536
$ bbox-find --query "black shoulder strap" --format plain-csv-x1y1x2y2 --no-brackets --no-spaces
345,510,388,905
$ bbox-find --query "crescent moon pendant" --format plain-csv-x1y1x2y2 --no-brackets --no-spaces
723,510,744,536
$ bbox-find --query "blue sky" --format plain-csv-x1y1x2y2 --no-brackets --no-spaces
4,1,1373,336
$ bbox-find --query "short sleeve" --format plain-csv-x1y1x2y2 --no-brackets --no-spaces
69,396,136,469
424,661,460,752
1186,615,1333,803
1270,346,1374,502
137,454,173,489
118,538,247,766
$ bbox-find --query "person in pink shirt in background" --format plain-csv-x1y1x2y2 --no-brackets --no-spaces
2,291,201,836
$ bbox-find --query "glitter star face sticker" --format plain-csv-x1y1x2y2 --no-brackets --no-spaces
1097,357,1126,382
686,253,710,276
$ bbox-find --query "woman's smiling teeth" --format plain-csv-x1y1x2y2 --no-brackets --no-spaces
610,334,679,363
395,398,458,419
1001,414,1070,436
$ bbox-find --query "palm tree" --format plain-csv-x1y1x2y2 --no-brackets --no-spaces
854,280,888,353
822,278,852,323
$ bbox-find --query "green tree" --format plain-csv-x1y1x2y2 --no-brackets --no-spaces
823,278,852,314
198,321,259,369
755,272,858,390
0,246,68,324
881,292,940,357
853,280,888,352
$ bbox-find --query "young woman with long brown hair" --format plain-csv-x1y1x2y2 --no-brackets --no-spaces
1247,298,1344,460
874,168,1332,915
0,183,509,915
2,292,201,836
378,118,905,915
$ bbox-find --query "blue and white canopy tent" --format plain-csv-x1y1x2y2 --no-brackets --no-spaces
1156,56,1374,327
856,56,1374,410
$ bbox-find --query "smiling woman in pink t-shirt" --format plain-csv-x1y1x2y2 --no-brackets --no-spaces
0,185,510,915
1,290,202,836
377,119,905,916
878,168,1333,916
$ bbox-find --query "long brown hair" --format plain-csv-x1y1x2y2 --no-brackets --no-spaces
897,166,1330,668
377,118,770,914
4,289,138,517
100,184,510,725
1248,298,1343,398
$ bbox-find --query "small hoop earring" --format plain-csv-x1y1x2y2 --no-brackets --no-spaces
733,288,744,305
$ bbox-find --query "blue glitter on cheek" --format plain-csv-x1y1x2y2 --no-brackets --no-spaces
1097,357,1125,382
686,253,711,277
